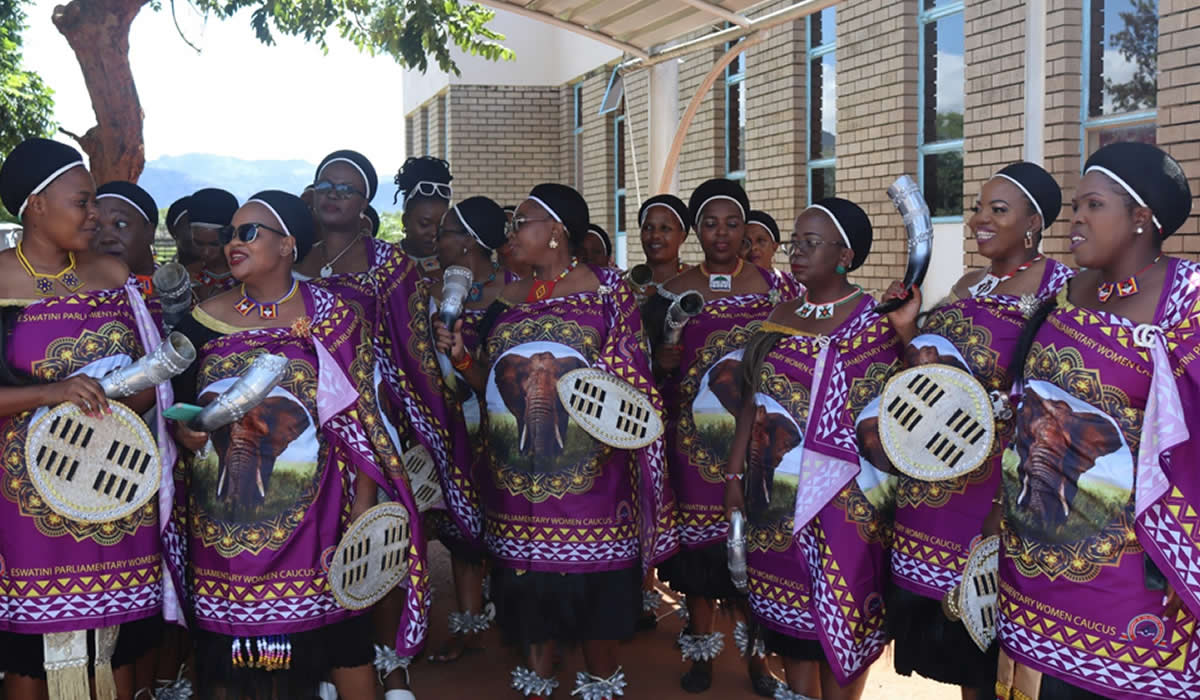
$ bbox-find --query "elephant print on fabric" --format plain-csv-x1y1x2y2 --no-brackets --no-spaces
1003,380,1132,544
199,390,313,522
744,404,803,526
489,344,589,474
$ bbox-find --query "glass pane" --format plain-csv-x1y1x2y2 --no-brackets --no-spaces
810,53,837,160
810,6,836,47
922,12,965,144
574,85,584,129
1087,0,1158,118
726,38,745,79
1086,120,1156,154
617,193,627,233
923,151,964,218
575,136,583,190
923,0,959,9
615,118,626,190
811,167,836,202
727,81,745,173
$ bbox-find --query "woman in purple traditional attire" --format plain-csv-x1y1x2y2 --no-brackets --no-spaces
393,156,452,280
724,197,901,700
877,162,1073,699
648,178,799,695
434,183,674,699
742,209,783,273
994,143,1200,699
0,138,178,699
170,190,426,700
423,195,510,663
186,188,240,301
637,194,692,295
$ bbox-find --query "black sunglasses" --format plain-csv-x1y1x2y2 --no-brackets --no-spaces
312,180,366,199
219,222,288,245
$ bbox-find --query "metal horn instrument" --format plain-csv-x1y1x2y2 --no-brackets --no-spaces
440,265,474,328
874,174,933,314
727,509,749,593
99,332,196,398
626,263,654,298
189,353,288,432
662,290,705,346
153,262,193,329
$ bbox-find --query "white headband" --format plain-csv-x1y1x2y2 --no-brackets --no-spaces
448,206,494,251
317,157,372,199
990,173,1045,225
748,220,777,242
587,227,610,255
696,195,746,222
247,197,298,261
804,204,852,247
96,193,151,223
1085,164,1163,231
525,195,563,224
171,209,189,228
17,160,85,217
640,202,687,232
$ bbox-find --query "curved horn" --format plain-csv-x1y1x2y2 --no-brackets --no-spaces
874,174,933,314
727,509,748,593
440,265,474,328
153,262,194,330
662,290,706,346
626,263,654,295
100,332,197,398
190,353,288,432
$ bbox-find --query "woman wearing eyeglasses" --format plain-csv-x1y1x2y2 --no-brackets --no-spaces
646,179,799,696
725,197,899,700
433,183,673,700
394,156,453,279
169,190,426,700
186,188,240,301
0,138,178,700
875,163,1072,700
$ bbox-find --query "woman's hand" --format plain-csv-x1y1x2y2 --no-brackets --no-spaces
723,477,745,522
655,344,683,373
1164,584,1184,621
882,280,922,344
171,421,210,453
433,318,465,363
49,375,110,418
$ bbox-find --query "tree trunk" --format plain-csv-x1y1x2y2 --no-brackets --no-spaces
52,0,148,183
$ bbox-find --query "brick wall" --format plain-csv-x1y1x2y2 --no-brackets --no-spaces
1157,0,1200,256
963,0,1027,270
835,0,919,295
1041,0,1085,260
444,85,562,208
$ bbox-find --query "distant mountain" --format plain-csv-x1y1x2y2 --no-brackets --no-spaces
138,154,402,213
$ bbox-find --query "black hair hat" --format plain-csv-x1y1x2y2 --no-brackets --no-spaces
991,162,1062,230
166,196,191,230
317,150,378,202
806,197,873,271
526,183,589,245
502,205,517,214
688,178,749,226
0,137,86,218
450,196,508,251
747,210,780,243
586,223,613,258
638,194,692,235
1084,142,1193,239
189,188,239,227
394,156,453,206
246,190,316,262
364,205,380,237
96,181,159,228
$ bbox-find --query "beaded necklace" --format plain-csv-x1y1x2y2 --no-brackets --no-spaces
16,243,83,296
234,280,299,320
527,258,578,302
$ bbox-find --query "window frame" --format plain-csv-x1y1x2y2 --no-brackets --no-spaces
916,0,966,223
573,82,584,190
613,107,627,259
806,8,836,204
1079,0,1158,154
724,38,747,184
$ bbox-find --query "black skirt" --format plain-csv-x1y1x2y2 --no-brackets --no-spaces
0,616,163,679
192,611,374,699
425,509,487,565
657,541,742,600
886,583,997,691
492,565,641,649
763,626,825,662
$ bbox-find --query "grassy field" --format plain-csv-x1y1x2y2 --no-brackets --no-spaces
1001,447,1131,543
693,411,736,463
191,451,317,524
488,412,596,474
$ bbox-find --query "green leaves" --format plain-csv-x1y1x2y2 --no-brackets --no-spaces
189,0,513,75
0,0,56,158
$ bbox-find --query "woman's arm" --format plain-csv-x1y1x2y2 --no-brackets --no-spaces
723,389,759,520
0,376,110,418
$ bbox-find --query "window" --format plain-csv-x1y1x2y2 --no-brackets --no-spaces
917,1,964,220
613,105,627,255
1082,0,1157,154
725,38,747,183
573,83,584,190
440,94,449,160
807,6,837,203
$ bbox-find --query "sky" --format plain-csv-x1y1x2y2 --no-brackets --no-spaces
24,0,408,165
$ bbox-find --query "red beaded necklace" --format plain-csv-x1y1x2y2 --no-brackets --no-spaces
1098,255,1160,303
527,258,578,302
